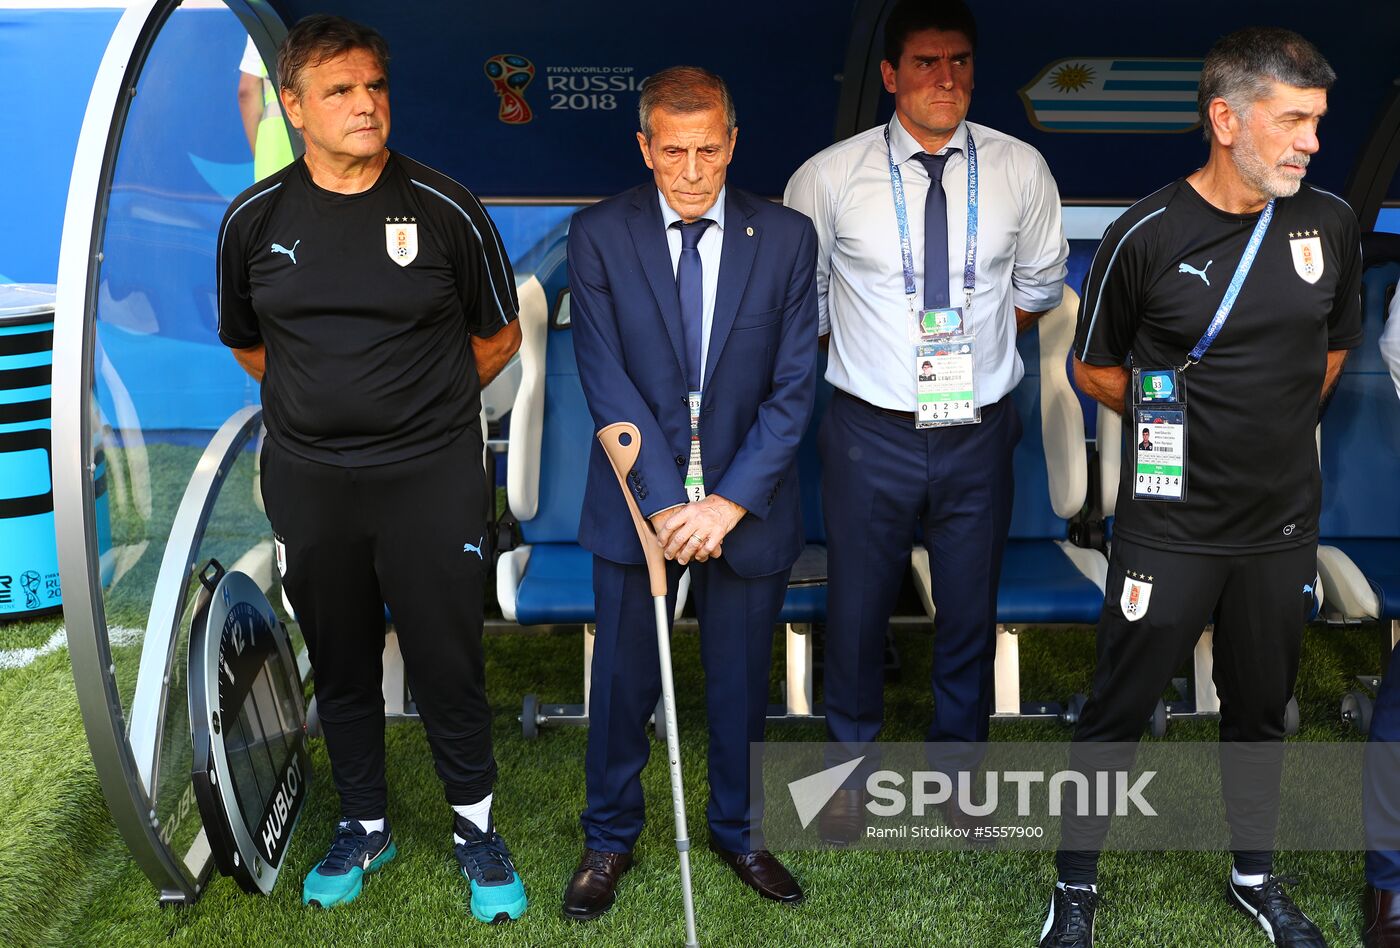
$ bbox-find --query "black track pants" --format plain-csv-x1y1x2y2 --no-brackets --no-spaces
260,429,496,818
1056,535,1316,883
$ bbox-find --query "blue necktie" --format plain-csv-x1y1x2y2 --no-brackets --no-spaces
674,219,712,390
916,151,953,311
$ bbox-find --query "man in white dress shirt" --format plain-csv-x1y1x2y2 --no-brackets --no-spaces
1384,292,1400,401
783,0,1067,840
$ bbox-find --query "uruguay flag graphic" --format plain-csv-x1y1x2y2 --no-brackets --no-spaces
1018,58,1203,133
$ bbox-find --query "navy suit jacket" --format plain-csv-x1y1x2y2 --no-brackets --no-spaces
569,184,818,578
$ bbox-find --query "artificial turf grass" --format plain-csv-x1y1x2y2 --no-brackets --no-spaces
0,619,125,948
13,619,1379,947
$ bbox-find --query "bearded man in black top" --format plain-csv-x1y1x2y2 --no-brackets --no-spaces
1039,27,1361,948
217,15,527,922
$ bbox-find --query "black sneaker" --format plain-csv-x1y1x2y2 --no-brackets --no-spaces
1227,875,1327,946
1039,883,1098,947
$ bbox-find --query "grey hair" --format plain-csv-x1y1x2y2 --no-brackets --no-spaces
1197,27,1335,142
638,66,736,140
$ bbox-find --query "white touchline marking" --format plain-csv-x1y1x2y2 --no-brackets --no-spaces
0,627,143,672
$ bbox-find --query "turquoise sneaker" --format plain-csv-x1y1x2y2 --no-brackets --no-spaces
302,819,396,908
453,813,528,923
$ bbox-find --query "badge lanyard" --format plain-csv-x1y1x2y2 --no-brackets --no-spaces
888,124,981,428
1181,198,1275,370
886,126,978,318
1133,199,1274,502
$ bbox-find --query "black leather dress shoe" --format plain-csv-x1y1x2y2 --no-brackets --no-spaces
709,841,804,904
940,798,996,849
562,848,633,921
1364,885,1400,947
818,787,867,845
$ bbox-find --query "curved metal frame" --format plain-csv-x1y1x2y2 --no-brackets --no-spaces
1344,81,1400,232
129,406,263,797
833,0,894,142
52,0,287,904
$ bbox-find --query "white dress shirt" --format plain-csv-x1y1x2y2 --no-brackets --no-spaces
659,186,726,390
1384,291,1400,403
784,117,1067,410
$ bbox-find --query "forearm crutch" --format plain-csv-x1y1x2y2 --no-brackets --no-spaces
597,422,700,948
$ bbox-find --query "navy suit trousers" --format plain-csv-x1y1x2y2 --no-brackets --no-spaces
582,554,789,854
820,391,1020,749
1367,641,1400,891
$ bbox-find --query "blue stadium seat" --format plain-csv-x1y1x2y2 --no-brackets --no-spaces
495,237,594,625
909,287,1109,718
1317,259,1400,645
497,234,692,625
769,360,832,719
495,233,689,733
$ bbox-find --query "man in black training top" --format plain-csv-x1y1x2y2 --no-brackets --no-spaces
1039,27,1360,948
216,15,527,923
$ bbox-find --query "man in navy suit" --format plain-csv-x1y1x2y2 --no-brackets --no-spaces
562,66,818,920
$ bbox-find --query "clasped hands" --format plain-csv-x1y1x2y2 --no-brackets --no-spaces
649,494,747,565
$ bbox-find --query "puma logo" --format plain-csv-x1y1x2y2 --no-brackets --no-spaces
271,239,301,264
463,537,484,559
1177,259,1212,286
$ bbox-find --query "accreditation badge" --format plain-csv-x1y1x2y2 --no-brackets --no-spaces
912,306,978,428
1132,367,1187,502
915,337,978,428
684,390,706,502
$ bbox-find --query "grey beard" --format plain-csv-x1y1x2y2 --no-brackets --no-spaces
1233,145,1303,199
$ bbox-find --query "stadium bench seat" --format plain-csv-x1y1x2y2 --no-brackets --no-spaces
496,234,689,733
1316,250,1400,730
769,361,832,720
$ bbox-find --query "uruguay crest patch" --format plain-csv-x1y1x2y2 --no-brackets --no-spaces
385,218,418,267
1288,230,1323,284
1120,574,1153,622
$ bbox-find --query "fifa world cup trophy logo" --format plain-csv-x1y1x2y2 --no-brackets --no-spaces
20,570,40,610
484,54,535,124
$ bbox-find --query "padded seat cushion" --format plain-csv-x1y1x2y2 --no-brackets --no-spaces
514,543,595,625
996,540,1105,625
1330,538,1400,619
780,584,827,623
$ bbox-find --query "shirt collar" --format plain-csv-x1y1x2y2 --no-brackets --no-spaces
886,114,969,167
658,186,727,231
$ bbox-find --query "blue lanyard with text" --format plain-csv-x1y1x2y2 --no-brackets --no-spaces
1182,198,1275,369
886,124,978,315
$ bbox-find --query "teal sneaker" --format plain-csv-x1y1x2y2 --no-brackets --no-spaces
453,813,528,923
302,819,396,908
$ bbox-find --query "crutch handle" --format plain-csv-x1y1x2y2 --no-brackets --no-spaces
597,422,669,598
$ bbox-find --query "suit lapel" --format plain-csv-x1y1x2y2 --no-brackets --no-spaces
626,191,687,381
704,188,757,386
